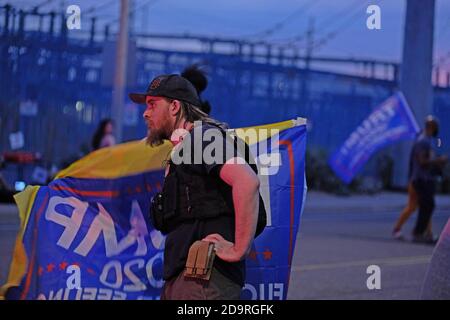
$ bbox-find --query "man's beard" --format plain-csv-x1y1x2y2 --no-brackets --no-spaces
146,122,171,146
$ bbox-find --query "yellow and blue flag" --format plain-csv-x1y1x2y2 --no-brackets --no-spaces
1,118,307,300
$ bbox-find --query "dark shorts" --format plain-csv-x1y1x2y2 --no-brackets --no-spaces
160,268,242,300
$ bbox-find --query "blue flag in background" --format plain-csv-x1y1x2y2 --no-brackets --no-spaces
329,92,420,184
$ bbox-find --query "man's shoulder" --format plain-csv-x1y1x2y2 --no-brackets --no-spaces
200,123,228,136
187,123,235,152
187,123,226,139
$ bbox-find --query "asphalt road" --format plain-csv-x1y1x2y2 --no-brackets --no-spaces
1,203,449,299
0,204,20,287
288,208,450,299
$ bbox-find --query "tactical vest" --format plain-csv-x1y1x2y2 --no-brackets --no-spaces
150,129,267,236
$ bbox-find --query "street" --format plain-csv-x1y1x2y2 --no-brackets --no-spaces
288,207,449,299
1,191,450,300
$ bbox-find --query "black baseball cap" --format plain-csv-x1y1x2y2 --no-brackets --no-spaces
129,74,201,106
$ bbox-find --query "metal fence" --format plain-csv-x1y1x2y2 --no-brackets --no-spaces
1,5,449,186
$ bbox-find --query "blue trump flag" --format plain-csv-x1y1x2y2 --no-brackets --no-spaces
329,92,420,184
1,118,307,300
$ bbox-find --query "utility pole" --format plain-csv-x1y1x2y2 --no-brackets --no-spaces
129,0,135,36
111,0,129,143
305,17,315,70
301,17,314,106
392,0,435,188
140,1,150,32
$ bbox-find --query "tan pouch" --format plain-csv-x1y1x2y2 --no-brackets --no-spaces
184,240,216,281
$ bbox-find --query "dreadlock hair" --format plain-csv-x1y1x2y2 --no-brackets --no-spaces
181,65,212,114
175,100,228,131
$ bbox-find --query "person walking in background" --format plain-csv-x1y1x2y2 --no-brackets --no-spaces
91,118,116,151
409,116,448,244
393,148,433,240
393,181,419,239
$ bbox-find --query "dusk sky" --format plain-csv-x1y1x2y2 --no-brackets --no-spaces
5,0,450,72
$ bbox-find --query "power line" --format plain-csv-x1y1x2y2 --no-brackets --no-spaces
311,0,373,53
32,0,54,10
278,0,372,51
275,0,367,48
85,0,117,16
85,0,153,36
104,0,160,25
243,0,320,40
0,0,54,11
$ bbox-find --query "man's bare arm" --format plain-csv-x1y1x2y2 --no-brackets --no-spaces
202,157,259,262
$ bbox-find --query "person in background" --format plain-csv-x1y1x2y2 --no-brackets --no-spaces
393,143,433,240
409,116,448,244
91,118,116,151
0,155,16,203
